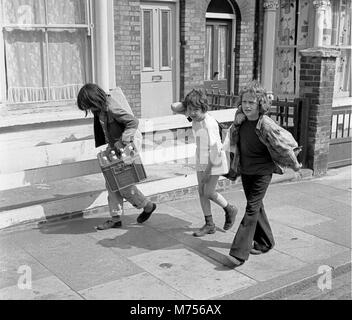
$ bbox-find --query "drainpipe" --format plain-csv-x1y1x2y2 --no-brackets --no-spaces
313,0,331,47
95,0,110,91
261,0,279,99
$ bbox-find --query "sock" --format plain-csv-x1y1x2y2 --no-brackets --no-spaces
144,202,154,213
205,215,214,226
111,215,121,222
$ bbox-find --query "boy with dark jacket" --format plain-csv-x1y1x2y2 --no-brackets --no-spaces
77,83,156,230
226,81,301,267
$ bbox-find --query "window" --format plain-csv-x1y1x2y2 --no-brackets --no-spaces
160,10,171,69
142,9,153,70
323,0,351,97
0,0,92,103
204,21,231,81
205,25,213,80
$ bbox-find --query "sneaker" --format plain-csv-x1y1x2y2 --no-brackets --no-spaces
223,205,238,230
95,219,122,230
137,203,157,223
193,224,216,237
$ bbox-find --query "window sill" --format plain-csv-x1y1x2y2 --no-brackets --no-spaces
333,96,352,108
0,101,92,129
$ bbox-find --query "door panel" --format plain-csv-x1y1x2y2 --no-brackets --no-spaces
141,3,175,118
204,19,232,92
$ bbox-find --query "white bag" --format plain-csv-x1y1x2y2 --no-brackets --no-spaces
109,87,143,151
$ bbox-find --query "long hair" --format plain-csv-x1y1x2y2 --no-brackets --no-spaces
183,88,209,113
237,81,270,115
77,83,107,117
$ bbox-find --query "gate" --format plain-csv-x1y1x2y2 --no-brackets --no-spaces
328,106,352,168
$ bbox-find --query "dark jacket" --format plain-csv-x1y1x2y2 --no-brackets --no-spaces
94,95,139,148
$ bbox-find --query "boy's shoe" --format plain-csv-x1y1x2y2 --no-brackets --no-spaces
223,204,238,230
137,203,157,223
250,242,272,255
193,224,216,237
249,248,265,255
227,255,245,267
95,219,122,230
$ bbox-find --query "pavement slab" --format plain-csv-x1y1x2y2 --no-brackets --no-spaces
0,239,52,290
287,181,348,198
301,215,352,248
0,166,350,300
89,218,180,258
271,222,350,263
129,245,257,300
79,272,189,300
0,276,78,300
7,228,144,291
215,247,307,282
144,203,206,231
268,205,332,229
163,191,247,233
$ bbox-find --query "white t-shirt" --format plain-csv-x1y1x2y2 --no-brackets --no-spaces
192,112,229,175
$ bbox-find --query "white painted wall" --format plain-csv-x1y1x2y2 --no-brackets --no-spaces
0,109,236,190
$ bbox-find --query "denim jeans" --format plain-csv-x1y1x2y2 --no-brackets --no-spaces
107,183,149,218
229,174,275,260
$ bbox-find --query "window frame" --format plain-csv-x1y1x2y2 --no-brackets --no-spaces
0,0,93,104
324,0,351,98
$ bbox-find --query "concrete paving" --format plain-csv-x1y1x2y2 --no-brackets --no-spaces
0,166,351,300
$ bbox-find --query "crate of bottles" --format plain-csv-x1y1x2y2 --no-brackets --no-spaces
97,143,147,192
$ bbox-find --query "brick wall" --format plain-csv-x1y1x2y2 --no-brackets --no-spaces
180,0,256,98
113,0,141,117
299,48,339,175
234,0,256,93
112,0,257,114
179,0,208,96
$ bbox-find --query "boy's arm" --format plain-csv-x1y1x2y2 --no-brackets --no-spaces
109,102,139,145
202,121,222,181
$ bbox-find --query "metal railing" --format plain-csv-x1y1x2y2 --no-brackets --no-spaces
330,106,352,140
204,90,239,110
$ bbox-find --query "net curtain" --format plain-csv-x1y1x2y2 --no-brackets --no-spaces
2,0,88,103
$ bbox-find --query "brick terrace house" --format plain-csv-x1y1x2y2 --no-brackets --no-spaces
0,0,351,191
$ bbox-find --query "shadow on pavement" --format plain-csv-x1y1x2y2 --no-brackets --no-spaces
38,217,108,235
37,213,234,268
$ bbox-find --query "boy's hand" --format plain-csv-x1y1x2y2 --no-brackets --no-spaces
114,140,125,151
234,110,246,126
293,162,302,172
171,102,186,114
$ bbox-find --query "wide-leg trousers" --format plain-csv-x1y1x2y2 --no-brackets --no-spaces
229,174,275,261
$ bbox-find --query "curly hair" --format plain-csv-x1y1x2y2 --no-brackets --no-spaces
237,81,270,115
77,83,107,117
183,88,209,113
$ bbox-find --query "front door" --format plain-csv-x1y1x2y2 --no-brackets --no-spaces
204,19,232,93
140,2,176,118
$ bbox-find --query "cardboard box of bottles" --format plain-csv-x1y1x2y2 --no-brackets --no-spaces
97,144,147,192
